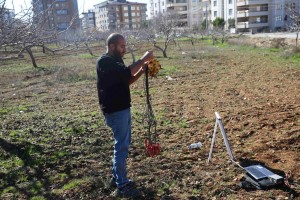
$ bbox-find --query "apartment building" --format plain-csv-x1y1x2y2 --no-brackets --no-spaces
32,0,80,31
150,0,167,17
94,0,147,31
81,9,96,31
166,0,188,26
149,0,300,33
236,0,300,33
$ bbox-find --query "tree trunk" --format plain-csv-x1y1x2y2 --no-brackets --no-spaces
296,32,299,49
128,47,136,63
26,47,38,68
154,42,168,58
84,42,94,56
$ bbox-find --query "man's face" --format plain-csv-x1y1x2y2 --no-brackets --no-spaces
112,38,126,58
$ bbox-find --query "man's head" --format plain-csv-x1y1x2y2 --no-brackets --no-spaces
106,33,126,59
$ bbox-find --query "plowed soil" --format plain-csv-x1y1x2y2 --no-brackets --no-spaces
0,40,299,199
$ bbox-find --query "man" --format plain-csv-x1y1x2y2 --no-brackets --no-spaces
96,33,153,198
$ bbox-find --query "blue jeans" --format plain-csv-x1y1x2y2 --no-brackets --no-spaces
104,108,131,188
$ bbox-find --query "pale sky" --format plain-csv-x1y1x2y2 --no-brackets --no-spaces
4,0,150,15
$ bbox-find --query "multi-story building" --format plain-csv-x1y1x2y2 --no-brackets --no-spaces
166,0,189,26
150,0,299,33
94,0,147,31
236,0,270,33
210,0,236,30
150,0,167,17
236,0,300,33
81,9,96,31
32,0,80,31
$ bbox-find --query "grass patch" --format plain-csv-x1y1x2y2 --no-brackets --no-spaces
29,181,44,195
30,196,47,200
79,53,97,59
289,52,300,63
62,178,88,190
159,65,177,76
1,186,17,195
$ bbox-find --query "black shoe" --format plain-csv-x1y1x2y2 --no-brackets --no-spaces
116,181,142,198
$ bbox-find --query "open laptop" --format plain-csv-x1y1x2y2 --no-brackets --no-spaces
244,165,283,183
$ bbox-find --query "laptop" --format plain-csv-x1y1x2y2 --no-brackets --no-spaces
244,165,283,183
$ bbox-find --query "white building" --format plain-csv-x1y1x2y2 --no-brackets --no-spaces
150,0,300,32
236,0,300,33
81,9,96,31
94,0,147,31
150,0,167,17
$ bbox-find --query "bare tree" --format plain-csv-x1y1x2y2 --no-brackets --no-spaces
147,11,181,58
285,2,300,48
121,30,145,63
0,0,83,68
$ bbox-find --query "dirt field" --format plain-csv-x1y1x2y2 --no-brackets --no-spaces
0,39,299,199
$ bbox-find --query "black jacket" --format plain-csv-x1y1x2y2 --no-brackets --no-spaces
96,53,131,114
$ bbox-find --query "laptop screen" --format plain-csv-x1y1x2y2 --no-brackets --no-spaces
244,165,275,180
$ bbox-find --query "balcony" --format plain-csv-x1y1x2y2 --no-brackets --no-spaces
167,2,187,8
237,0,270,6
236,21,269,29
237,10,269,18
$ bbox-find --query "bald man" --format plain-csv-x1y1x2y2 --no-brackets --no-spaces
96,33,153,198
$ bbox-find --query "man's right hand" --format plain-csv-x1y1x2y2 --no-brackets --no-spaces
141,51,154,63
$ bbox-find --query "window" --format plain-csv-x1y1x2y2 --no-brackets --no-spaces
275,15,282,21
276,4,282,10
155,3,157,7
56,9,68,15
213,1,217,6
162,1,164,6
57,22,69,30
229,9,232,16
55,3,59,7
214,11,217,16
124,6,128,10
132,12,136,16
291,2,296,9
229,0,232,4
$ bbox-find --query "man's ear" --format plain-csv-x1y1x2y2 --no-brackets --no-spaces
108,43,115,51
